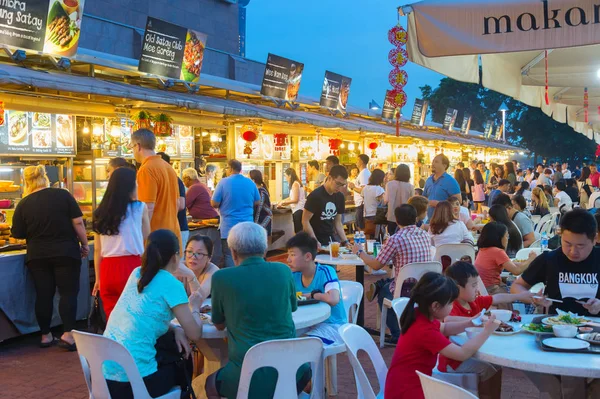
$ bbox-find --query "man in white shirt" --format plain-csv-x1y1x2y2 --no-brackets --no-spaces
562,163,572,179
469,160,478,178
348,154,371,230
554,181,573,211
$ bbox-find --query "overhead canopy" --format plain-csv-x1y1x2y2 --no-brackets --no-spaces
403,0,600,143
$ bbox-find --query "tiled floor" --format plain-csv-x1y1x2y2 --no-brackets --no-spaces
0,255,542,398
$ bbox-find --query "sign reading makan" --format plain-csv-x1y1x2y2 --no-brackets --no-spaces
260,53,304,102
0,0,85,57
138,17,207,83
320,71,352,112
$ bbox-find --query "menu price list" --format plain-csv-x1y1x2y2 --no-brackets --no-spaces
0,110,75,156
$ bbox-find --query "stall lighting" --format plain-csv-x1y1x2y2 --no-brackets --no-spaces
201,131,209,137
210,133,219,143
109,121,121,138
92,122,103,137
519,151,525,155
348,143,355,151
82,120,90,134
340,143,345,149
0,168,13,172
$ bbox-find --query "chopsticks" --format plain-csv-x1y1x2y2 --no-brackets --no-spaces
533,296,563,303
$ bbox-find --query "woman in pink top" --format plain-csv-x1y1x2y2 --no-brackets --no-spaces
472,169,486,213
475,222,536,308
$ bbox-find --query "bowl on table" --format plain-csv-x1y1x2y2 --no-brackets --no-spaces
466,327,484,339
490,309,512,322
579,327,594,334
553,325,578,338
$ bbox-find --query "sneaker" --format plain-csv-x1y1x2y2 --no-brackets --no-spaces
385,336,399,346
371,269,388,276
366,282,380,302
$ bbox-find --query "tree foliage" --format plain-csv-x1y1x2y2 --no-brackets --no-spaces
420,78,597,163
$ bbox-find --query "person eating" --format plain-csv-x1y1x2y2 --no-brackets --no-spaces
493,194,536,248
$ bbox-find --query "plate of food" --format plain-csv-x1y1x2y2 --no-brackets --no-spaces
32,129,51,148
542,313,591,327
522,323,553,335
493,322,522,335
56,115,73,147
8,112,28,145
576,333,600,345
32,113,51,129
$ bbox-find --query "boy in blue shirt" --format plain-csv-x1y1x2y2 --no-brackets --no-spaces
287,232,347,345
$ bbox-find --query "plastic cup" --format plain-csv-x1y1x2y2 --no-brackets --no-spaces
330,242,340,258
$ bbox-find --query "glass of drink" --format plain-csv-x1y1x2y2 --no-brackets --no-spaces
330,242,340,259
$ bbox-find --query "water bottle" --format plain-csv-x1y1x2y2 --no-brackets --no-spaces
541,232,549,252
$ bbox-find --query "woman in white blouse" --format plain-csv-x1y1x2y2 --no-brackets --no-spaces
278,168,306,233
384,164,414,235
428,200,474,248
362,169,386,238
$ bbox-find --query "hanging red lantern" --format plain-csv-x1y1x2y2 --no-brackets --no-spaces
273,133,288,152
242,130,258,142
388,25,408,47
388,47,408,68
368,142,378,150
241,126,258,158
328,138,343,156
389,68,408,89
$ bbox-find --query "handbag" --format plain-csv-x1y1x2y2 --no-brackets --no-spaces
87,294,106,334
155,330,197,399
373,205,388,225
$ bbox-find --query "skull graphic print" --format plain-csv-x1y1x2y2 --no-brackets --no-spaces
321,202,337,220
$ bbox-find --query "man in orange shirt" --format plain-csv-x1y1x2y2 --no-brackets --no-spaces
130,129,181,245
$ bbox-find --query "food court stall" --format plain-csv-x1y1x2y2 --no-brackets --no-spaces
0,107,91,342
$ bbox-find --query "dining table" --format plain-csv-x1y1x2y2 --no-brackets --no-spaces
315,253,367,326
451,315,600,379
190,299,331,399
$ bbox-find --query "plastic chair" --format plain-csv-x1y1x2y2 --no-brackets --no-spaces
236,337,322,399
515,248,542,259
417,371,478,399
589,192,600,209
477,276,488,296
534,213,552,235
379,261,442,348
339,324,387,399
72,330,181,399
389,300,479,396
323,280,364,396
530,239,541,248
434,244,476,265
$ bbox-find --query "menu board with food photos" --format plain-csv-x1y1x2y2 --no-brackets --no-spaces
0,110,75,156
260,53,304,102
320,71,351,112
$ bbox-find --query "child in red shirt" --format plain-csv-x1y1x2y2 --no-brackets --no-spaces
385,272,500,399
439,261,535,399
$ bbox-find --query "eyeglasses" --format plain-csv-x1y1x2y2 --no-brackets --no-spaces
185,250,209,260
334,180,347,188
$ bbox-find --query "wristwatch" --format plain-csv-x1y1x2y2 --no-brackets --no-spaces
310,289,323,299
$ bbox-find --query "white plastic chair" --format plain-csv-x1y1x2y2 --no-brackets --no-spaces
589,192,600,209
530,239,541,248
417,371,478,399
323,280,364,396
515,247,542,259
534,213,552,234
72,330,181,399
434,244,476,265
339,324,387,399
236,337,323,399
379,261,442,348
477,276,488,296
389,299,479,396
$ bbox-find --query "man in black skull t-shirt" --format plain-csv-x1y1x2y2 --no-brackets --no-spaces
303,165,349,247
512,209,600,315
511,210,600,399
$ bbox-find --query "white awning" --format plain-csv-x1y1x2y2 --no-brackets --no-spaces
403,0,600,143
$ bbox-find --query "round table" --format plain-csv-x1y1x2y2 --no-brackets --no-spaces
192,299,331,399
315,254,367,326
451,315,600,378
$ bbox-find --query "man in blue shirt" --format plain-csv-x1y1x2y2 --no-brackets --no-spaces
423,154,462,220
287,232,347,345
488,179,511,208
211,159,260,268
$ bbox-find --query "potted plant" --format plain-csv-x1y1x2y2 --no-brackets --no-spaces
135,110,152,130
152,113,173,137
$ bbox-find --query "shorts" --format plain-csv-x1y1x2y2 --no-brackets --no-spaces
447,358,499,381
305,323,344,346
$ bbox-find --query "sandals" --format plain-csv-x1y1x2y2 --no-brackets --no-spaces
57,339,77,352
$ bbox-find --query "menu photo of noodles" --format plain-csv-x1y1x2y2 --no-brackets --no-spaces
180,30,208,83
8,111,29,146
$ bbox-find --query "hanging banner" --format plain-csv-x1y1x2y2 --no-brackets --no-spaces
0,0,86,57
495,124,504,140
138,17,208,82
442,108,458,131
410,99,428,126
410,0,600,57
260,53,304,102
382,90,396,120
320,71,352,112
461,112,472,134
484,120,494,139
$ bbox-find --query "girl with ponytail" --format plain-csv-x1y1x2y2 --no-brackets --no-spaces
385,272,500,399
103,229,204,398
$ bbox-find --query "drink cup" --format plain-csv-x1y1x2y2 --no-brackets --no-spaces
330,242,340,258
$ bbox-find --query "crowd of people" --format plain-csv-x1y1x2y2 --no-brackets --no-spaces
13,127,600,399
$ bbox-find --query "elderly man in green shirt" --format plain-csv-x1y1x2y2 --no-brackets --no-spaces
205,222,311,399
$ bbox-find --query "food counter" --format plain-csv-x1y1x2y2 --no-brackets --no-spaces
0,248,91,342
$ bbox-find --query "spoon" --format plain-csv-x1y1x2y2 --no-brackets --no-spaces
472,308,486,326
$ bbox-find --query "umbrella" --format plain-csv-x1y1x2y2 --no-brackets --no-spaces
401,0,600,143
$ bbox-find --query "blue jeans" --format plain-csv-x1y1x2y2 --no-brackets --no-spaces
377,280,400,340
221,239,234,268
